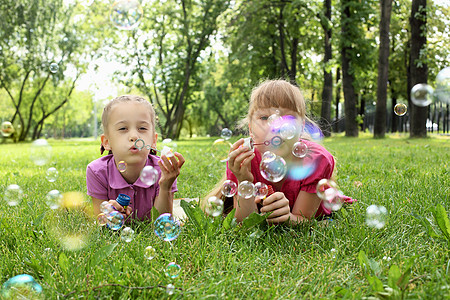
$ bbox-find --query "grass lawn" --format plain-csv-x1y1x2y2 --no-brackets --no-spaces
0,134,449,299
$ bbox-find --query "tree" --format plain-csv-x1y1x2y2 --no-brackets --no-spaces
374,0,393,138
409,0,428,137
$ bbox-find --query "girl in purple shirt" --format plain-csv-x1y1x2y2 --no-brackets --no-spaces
86,95,185,221
207,80,355,224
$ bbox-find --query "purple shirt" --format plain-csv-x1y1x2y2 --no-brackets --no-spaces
226,140,355,217
86,154,177,220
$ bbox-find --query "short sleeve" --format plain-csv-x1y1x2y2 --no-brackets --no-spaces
86,164,109,200
300,143,335,194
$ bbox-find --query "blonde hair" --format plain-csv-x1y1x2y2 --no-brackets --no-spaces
203,79,317,213
102,95,156,134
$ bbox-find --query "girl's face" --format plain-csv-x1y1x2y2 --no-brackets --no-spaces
101,102,157,167
249,107,303,158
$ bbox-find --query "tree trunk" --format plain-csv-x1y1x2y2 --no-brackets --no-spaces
320,0,333,137
341,0,359,137
374,0,393,138
409,0,428,138
334,67,341,132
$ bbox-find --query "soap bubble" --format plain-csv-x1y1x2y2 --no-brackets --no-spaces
49,62,59,73
221,128,232,140
221,180,237,197
205,196,224,217
140,165,159,186
120,227,135,242
304,122,324,141
366,205,388,229
30,139,52,166
165,262,181,278
100,201,115,214
161,146,175,158
322,192,344,212
393,103,407,116
316,179,338,201
117,161,127,173
411,83,434,107
211,138,232,162
0,121,15,137
254,182,268,199
0,274,43,299
144,246,156,260
260,151,287,183
46,192,95,251
154,213,181,242
46,167,59,182
268,113,283,131
110,0,143,30
166,283,175,295
106,210,124,231
435,67,450,104
288,162,316,180
4,184,23,206
46,189,62,210
96,213,108,226
162,138,178,152
292,141,308,158
238,181,255,199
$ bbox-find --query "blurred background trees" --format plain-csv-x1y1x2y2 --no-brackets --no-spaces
0,0,448,141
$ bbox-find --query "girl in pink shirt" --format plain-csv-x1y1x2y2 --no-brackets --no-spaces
86,95,185,221
207,80,355,224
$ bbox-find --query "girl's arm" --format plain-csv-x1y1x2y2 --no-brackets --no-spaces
288,191,322,225
234,194,258,222
154,152,185,215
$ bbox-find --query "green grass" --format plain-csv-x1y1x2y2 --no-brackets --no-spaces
0,135,449,299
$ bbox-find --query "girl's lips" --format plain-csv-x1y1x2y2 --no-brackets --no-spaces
129,147,139,154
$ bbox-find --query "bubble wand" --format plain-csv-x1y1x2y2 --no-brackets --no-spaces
134,138,175,157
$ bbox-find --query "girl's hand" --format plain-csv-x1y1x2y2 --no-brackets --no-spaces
108,200,132,218
257,192,290,224
228,138,255,183
158,152,185,190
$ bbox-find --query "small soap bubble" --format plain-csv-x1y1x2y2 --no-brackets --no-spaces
106,210,125,231
49,62,59,73
411,83,434,107
47,192,95,251
46,189,62,210
221,180,237,197
4,184,23,206
366,205,388,229
292,141,308,158
322,192,344,212
220,128,233,140
165,262,181,278
120,227,135,242
144,246,156,260
0,274,43,299
238,181,255,199
30,139,52,166
166,283,175,295
140,165,159,186
316,179,338,201
162,138,178,152
96,213,108,226
254,182,268,199
161,146,175,158
110,0,143,30
205,196,224,217
46,167,59,182
260,151,287,183
100,201,115,214
0,121,15,137
435,67,450,104
393,103,407,116
154,213,181,241
117,161,127,173
211,139,232,162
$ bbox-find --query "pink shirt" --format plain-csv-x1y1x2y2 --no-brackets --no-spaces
86,154,177,220
226,140,355,217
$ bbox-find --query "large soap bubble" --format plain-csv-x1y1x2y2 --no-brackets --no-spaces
411,83,433,107
316,179,338,201
46,167,59,182
0,274,43,299
120,227,135,242
106,211,125,231
30,139,52,166
154,213,181,241
221,180,237,197
4,184,23,206
393,103,407,116
366,205,388,229
211,139,232,162
46,190,62,210
260,151,287,183
0,121,15,137
140,165,159,186
435,67,450,104
220,128,232,140
110,0,144,30
205,196,224,217
165,262,181,279
254,182,269,199
238,181,255,199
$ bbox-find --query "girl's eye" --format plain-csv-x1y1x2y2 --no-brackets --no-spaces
118,127,127,131
139,127,148,131
260,116,269,121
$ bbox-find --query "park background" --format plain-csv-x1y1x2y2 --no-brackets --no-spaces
0,0,449,299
